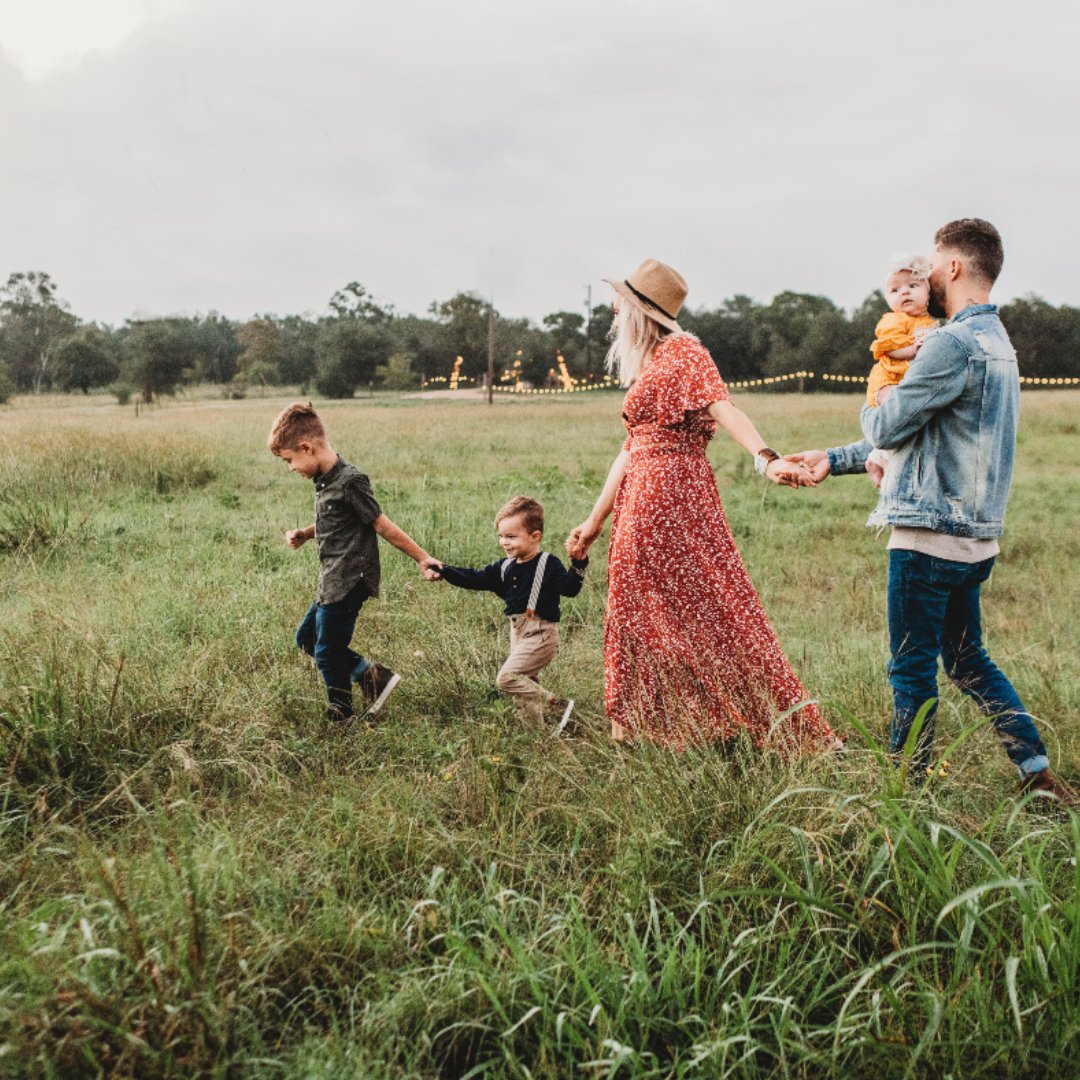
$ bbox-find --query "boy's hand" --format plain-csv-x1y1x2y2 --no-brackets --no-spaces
421,558,443,582
285,528,310,549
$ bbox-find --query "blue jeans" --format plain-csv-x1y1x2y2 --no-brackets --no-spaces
887,549,1048,778
295,580,372,721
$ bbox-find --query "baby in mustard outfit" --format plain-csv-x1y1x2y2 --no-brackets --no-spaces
866,254,938,481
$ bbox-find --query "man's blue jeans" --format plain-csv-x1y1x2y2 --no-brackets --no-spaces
887,549,1048,778
295,580,372,721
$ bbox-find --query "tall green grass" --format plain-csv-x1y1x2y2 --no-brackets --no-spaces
1,392,1078,1077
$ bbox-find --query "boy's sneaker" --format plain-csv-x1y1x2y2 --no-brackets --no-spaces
359,663,401,715
1020,769,1079,809
327,704,357,727
548,698,576,735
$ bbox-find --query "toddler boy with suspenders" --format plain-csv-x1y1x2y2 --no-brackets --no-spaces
427,496,588,730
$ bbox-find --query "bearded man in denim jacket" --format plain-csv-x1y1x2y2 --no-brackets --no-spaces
791,219,1073,803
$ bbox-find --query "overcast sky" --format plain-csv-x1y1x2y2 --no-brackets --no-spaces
3,0,1078,326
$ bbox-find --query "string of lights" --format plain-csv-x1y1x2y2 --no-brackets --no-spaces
421,370,1080,393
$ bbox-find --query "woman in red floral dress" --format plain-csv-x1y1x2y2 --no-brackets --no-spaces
567,259,839,752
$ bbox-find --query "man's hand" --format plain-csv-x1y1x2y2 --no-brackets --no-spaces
421,558,443,582
783,450,830,484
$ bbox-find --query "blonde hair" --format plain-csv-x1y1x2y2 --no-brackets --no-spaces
605,302,672,386
267,402,327,454
495,496,544,535
883,252,931,286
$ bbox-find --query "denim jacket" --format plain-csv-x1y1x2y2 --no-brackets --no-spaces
826,304,1019,538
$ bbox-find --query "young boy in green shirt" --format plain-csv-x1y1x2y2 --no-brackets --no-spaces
268,402,437,724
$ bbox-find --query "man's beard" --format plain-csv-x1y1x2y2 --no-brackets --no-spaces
927,280,948,318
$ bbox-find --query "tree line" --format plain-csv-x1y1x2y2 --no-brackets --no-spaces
1,271,1078,404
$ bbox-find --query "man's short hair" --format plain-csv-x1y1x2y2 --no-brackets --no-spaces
934,218,1004,285
495,496,544,535
268,402,326,454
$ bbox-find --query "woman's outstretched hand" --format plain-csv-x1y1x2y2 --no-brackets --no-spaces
566,519,601,560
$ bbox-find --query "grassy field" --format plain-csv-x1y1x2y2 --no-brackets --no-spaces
1,389,1079,1078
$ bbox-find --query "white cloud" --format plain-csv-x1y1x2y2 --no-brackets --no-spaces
0,0,191,79
3,0,1079,325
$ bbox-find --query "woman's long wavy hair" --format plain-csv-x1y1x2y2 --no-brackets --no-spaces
605,301,672,386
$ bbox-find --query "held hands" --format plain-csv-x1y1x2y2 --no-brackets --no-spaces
766,457,816,489
420,557,443,582
566,519,602,561
782,450,830,484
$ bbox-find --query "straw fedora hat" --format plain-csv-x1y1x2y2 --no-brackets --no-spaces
603,258,687,332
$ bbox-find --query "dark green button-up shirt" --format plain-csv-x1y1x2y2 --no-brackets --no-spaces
313,457,383,603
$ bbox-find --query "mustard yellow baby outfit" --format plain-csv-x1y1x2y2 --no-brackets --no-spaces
866,312,938,406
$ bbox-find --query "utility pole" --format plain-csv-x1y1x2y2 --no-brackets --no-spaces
487,298,495,406
584,284,592,378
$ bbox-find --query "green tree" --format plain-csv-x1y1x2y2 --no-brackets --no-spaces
506,320,557,387
315,320,394,398
394,314,454,381
1001,296,1080,378
585,303,614,378
830,291,887,379
0,361,13,404
375,352,420,391
681,295,766,384
52,326,120,393
0,271,78,392
542,311,586,373
756,292,841,378
329,282,394,323
190,313,241,383
795,309,853,388
277,315,320,387
122,319,199,403
430,292,490,377
234,318,284,393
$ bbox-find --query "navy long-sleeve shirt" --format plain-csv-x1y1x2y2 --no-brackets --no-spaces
438,552,588,622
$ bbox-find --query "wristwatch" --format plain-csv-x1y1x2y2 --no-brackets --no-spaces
754,447,780,475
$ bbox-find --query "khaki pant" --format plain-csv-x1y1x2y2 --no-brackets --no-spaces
496,615,559,722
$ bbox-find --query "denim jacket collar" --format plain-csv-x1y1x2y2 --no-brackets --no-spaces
947,303,997,324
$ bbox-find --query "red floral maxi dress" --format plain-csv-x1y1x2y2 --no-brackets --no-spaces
604,334,836,752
